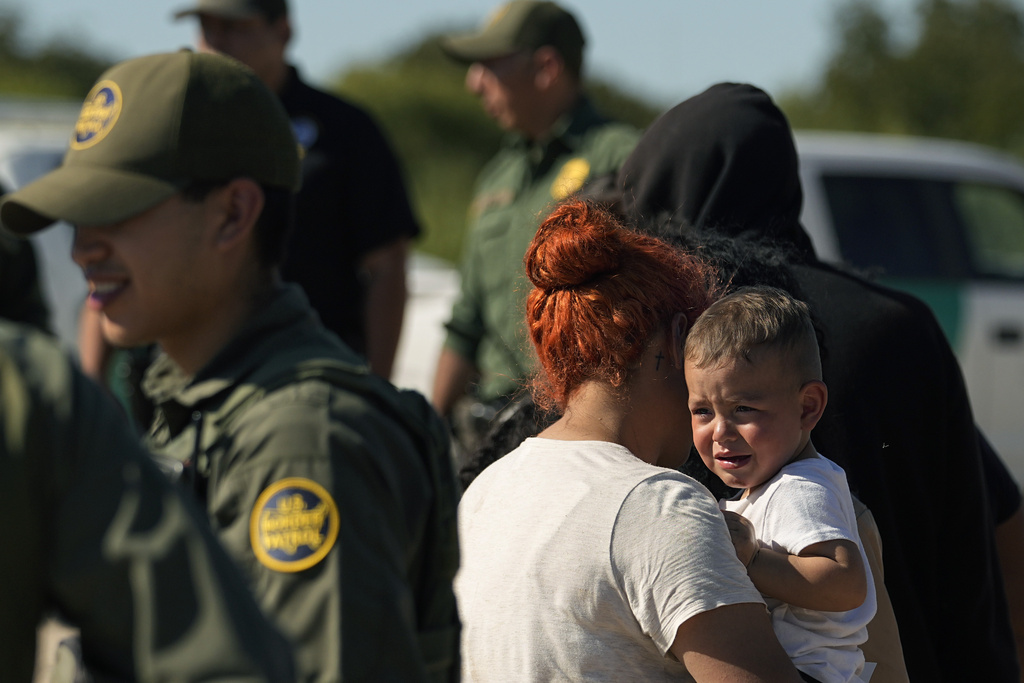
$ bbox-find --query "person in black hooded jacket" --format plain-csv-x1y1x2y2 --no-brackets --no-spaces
608,81,1019,682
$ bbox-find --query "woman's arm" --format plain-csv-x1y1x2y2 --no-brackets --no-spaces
748,538,868,612
671,603,802,682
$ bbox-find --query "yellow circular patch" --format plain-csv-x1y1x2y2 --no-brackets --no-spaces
250,478,340,573
71,80,123,150
550,158,591,200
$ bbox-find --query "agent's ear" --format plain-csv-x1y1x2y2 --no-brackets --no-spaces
799,380,828,431
532,46,564,89
668,312,688,370
214,178,264,251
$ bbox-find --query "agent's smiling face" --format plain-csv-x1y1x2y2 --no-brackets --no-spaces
685,349,813,493
71,191,227,365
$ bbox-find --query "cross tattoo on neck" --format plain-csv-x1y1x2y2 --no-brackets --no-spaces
655,351,665,371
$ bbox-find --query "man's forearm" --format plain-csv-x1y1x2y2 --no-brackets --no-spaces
995,505,1024,683
78,301,114,384
432,346,476,417
362,239,409,380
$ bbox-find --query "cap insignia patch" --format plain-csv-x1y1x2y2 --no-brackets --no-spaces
71,80,123,150
250,477,340,573
550,157,591,200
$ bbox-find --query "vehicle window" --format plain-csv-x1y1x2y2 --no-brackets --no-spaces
955,183,1024,279
821,175,971,278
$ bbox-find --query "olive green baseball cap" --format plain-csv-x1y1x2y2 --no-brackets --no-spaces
441,1,584,72
173,0,288,21
0,50,300,235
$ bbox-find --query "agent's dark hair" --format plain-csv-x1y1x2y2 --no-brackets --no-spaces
543,43,582,81
524,198,715,410
181,180,294,269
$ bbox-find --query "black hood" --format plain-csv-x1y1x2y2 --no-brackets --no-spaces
616,82,816,259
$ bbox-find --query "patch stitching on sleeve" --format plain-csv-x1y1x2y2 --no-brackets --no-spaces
250,477,340,573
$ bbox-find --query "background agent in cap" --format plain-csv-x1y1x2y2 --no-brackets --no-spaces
432,0,640,461
1,50,460,683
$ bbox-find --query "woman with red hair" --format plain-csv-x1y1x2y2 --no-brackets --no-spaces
455,199,801,681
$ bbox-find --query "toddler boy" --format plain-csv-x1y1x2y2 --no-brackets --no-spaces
684,285,877,683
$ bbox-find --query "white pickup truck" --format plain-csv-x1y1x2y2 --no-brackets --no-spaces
797,131,1024,484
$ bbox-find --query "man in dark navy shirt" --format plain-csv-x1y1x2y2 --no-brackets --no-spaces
174,0,420,379
80,0,419,392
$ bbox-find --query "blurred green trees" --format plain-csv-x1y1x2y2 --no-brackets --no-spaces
4,2,1024,263
781,0,1024,157
0,10,111,96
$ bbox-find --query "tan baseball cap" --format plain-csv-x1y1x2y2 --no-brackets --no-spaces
441,1,584,72
0,50,300,235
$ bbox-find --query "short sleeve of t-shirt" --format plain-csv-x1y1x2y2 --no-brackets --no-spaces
756,474,858,555
610,473,764,655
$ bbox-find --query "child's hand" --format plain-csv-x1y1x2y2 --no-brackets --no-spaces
722,510,760,567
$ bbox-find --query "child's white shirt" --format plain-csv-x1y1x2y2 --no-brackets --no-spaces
722,453,877,683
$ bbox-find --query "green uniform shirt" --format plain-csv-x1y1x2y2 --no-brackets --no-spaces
0,322,294,682
444,97,640,401
143,284,460,683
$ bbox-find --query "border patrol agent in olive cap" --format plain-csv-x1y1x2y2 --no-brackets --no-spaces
441,0,585,76
0,50,299,236
1,50,460,683
173,0,288,21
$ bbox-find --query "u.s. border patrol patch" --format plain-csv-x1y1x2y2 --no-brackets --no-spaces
250,478,340,573
71,80,122,150
550,158,591,199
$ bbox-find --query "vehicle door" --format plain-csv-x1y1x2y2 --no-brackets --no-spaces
800,161,1024,485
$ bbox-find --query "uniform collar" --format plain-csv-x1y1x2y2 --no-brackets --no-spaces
142,284,323,409
509,96,606,165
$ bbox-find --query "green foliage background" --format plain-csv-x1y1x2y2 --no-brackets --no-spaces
780,0,1024,157
0,11,112,96
4,0,1024,264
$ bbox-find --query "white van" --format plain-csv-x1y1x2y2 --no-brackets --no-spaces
797,131,1024,484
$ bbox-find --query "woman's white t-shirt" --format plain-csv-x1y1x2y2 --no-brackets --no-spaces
456,437,764,682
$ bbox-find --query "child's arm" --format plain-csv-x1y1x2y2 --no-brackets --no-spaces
748,539,868,612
